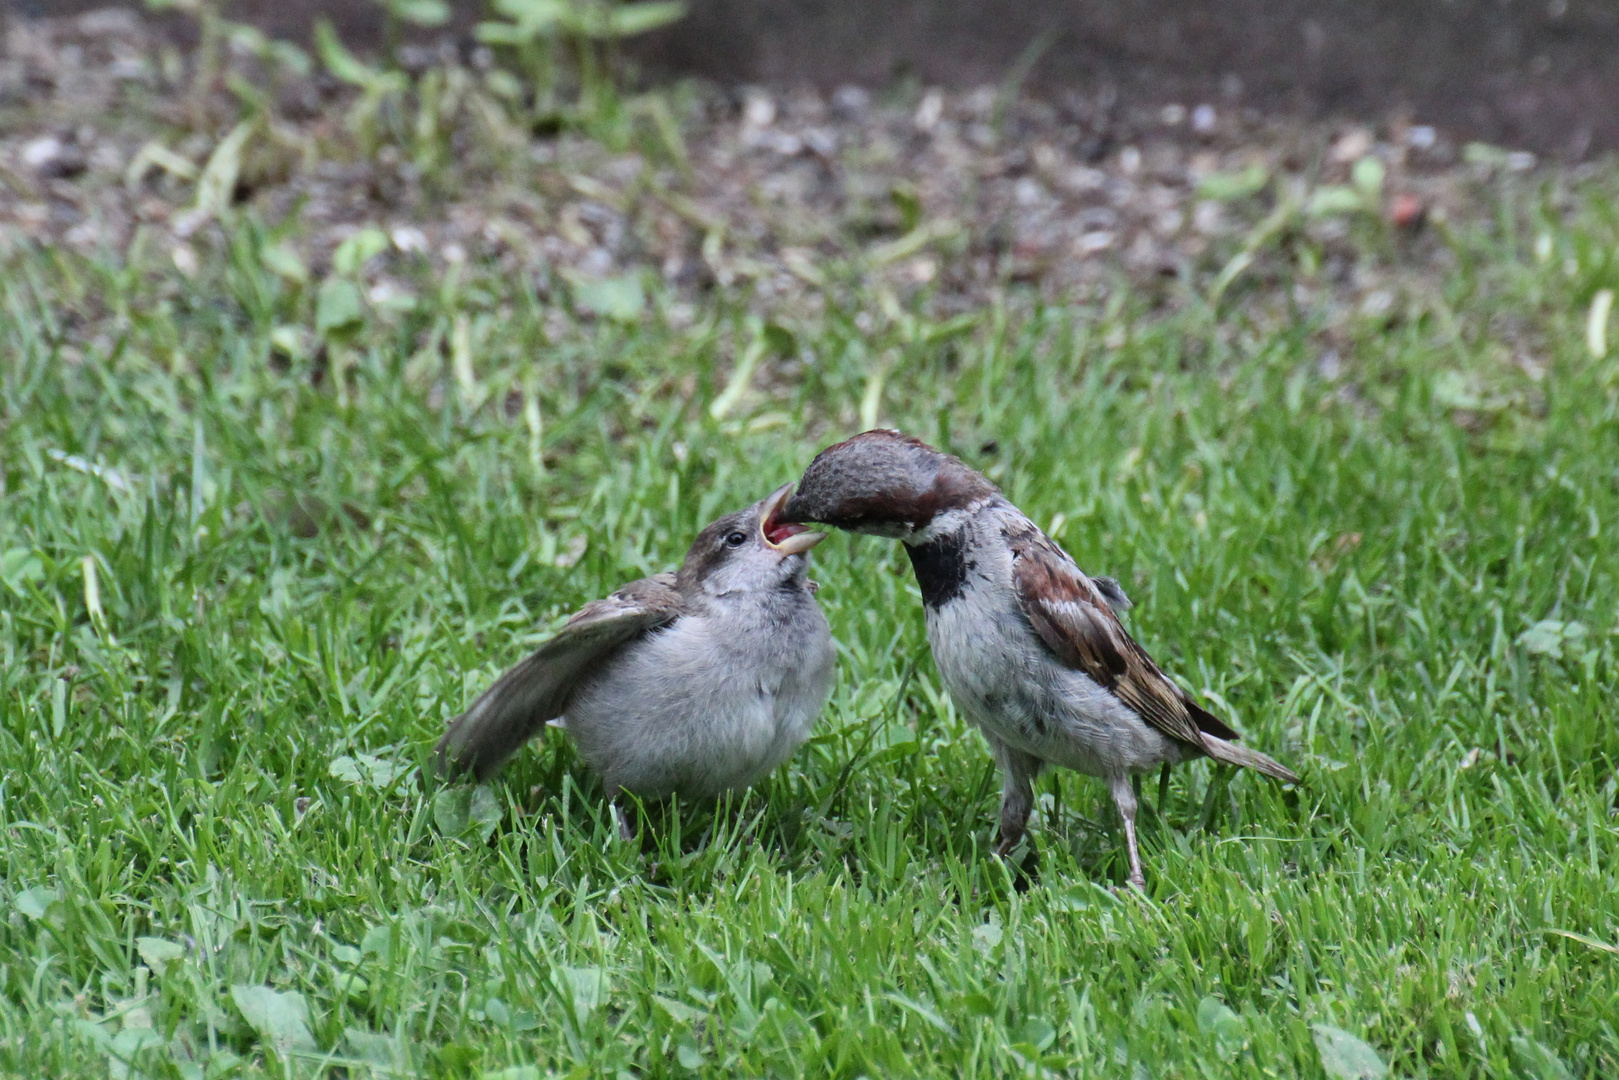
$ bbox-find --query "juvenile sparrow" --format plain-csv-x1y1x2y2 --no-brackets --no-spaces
781,431,1297,889
436,485,835,826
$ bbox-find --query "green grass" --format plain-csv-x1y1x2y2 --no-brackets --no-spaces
3,170,1618,1080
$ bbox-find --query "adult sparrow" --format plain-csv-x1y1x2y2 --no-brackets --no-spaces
436,485,835,828
780,430,1297,889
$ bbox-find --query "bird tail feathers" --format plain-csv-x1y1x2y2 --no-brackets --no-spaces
1199,734,1300,784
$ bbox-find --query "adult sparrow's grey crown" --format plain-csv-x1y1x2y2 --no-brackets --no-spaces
782,430,1297,889
437,485,835,822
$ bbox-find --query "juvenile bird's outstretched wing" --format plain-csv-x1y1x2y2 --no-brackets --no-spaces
435,573,683,782
1005,522,1297,783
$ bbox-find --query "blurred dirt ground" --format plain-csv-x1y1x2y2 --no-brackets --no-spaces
0,8,1604,337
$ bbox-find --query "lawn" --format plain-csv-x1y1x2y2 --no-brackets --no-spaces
3,68,1619,1079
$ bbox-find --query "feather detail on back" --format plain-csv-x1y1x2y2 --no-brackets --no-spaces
435,573,683,782
1090,575,1133,613
1005,519,1297,783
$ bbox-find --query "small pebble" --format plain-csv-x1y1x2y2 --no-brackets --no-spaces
743,90,776,128
171,245,199,276
1389,192,1426,230
391,225,429,254
830,85,870,119
1076,231,1114,255
1330,128,1374,163
22,135,87,178
21,136,64,168
914,90,944,132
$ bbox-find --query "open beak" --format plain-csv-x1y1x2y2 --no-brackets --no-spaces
761,483,826,556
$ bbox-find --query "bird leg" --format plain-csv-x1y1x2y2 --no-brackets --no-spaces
1157,763,1173,817
1108,774,1146,892
991,740,1042,858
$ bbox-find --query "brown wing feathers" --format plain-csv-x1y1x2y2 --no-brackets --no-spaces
434,573,683,781
1007,523,1295,783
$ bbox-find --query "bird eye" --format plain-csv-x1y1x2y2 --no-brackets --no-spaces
724,530,748,547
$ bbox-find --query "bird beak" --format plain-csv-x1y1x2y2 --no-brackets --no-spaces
761,483,826,556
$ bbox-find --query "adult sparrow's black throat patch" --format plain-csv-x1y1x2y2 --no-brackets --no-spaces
906,529,974,608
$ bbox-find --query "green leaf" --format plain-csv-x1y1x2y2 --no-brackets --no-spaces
1018,1017,1057,1052
230,985,317,1058
1197,996,1245,1058
328,752,411,790
676,1040,704,1069
1,548,45,594
270,325,311,362
433,786,501,840
316,278,366,336
495,0,567,26
762,322,797,357
569,274,646,322
476,22,531,45
709,327,766,420
316,19,380,87
333,228,390,276
13,886,56,920
1196,164,1269,201
1352,156,1385,199
556,966,605,1026
1517,620,1585,660
652,994,707,1024
1517,621,1566,657
1510,1035,1574,1080
607,1,686,37
107,1026,164,1080
71,1018,114,1053
345,1028,405,1067
226,24,270,56
270,40,313,76
468,785,503,840
327,754,365,783
433,787,472,835
361,923,393,958
1431,370,1482,410
1312,1024,1387,1080
1306,186,1365,217
890,183,922,233
389,0,450,27
194,121,255,220
261,242,308,284
136,936,187,976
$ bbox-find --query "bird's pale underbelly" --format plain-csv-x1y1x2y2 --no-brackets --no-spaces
926,592,1187,777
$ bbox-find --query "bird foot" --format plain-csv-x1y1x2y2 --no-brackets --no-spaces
991,836,1040,891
